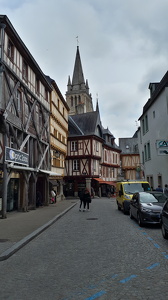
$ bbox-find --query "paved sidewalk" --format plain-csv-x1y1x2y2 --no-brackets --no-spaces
0,198,79,261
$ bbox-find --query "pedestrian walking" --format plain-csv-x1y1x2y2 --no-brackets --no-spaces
82,188,91,212
156,185,163,192
51,189,56,204
164,184,168,197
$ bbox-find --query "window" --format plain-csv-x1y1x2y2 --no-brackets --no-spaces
142,119,145,135
144,142,151,161
142,114,148,135
96,141,99,152
145,115,148,131
104,150,107,161
153,111,155,118
24,98,29,121
73,159,80,171
71,141,78,151
71,97,73,107
7,40,14,60
147,142,151,159
35,77,40,95
54,129,57,138
16,90,21,112
144,144,147,161
57,99,60,110
22,60,28,81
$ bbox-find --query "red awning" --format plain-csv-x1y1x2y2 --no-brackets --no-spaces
93,178,105,183
93,178,116,186
103,181,116,187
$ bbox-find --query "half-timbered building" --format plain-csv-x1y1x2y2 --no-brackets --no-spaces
64,46,121,196
119,131,142,180
0,15,52,216
46,76,69,201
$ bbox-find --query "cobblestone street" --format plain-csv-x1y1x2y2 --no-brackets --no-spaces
0,197,168,300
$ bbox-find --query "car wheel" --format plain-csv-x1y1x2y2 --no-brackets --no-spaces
130,208,133,219
123,203,127,215
117,202,121,211
137,212,143,227
162,223,168,239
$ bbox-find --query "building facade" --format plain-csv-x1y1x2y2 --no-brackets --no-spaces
46,76,69,201
138,71,168,190
119,131,142,180
0,15,53,216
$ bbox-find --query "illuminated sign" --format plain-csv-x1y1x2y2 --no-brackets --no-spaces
5,147,29,166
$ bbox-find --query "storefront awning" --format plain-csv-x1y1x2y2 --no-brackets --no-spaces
39,169,60,176
103,181,116,187
93,178,116,186
93,178,105,183
7,164,36,171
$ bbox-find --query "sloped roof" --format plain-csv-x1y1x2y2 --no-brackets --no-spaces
69,111,103,138
139,71,168,119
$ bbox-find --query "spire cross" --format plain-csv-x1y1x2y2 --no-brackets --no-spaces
76,36,79,46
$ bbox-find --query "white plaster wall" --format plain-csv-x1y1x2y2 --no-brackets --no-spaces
139,88,168,189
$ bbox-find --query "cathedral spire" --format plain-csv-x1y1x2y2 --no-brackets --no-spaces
66,45,93,115
72,46,85,88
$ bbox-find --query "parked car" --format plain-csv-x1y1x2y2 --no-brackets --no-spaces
161,200,168,239
116,180,151,214
130,191,167,226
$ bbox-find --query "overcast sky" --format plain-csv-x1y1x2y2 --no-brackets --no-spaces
1,0,168,143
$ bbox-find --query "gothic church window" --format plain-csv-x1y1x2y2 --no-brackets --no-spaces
71,97,73,106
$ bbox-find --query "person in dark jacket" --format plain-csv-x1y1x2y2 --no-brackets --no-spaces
82,188,91,211
79,190,84,211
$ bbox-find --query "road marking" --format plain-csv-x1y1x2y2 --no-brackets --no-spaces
84,290,106,300
147,236,153,240
119,275,137,283
146,263,160,270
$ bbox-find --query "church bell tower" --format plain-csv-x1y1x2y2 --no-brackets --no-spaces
66,46,93,115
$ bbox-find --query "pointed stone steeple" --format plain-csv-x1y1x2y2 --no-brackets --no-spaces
72,46,85,90
66,46,93,115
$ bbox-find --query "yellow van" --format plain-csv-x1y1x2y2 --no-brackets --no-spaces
116,180,151,214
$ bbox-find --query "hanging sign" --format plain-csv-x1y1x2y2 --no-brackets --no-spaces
5,147,29,166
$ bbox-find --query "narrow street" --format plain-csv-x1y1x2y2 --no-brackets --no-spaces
0,198,168,300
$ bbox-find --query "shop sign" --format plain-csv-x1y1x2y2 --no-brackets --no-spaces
156,140,168,148
5,147,29,166
156,140,168,155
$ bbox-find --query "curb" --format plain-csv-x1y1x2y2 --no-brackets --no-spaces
0,202,77,261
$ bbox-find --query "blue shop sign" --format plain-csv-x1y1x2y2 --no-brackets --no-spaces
5,147,29,166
